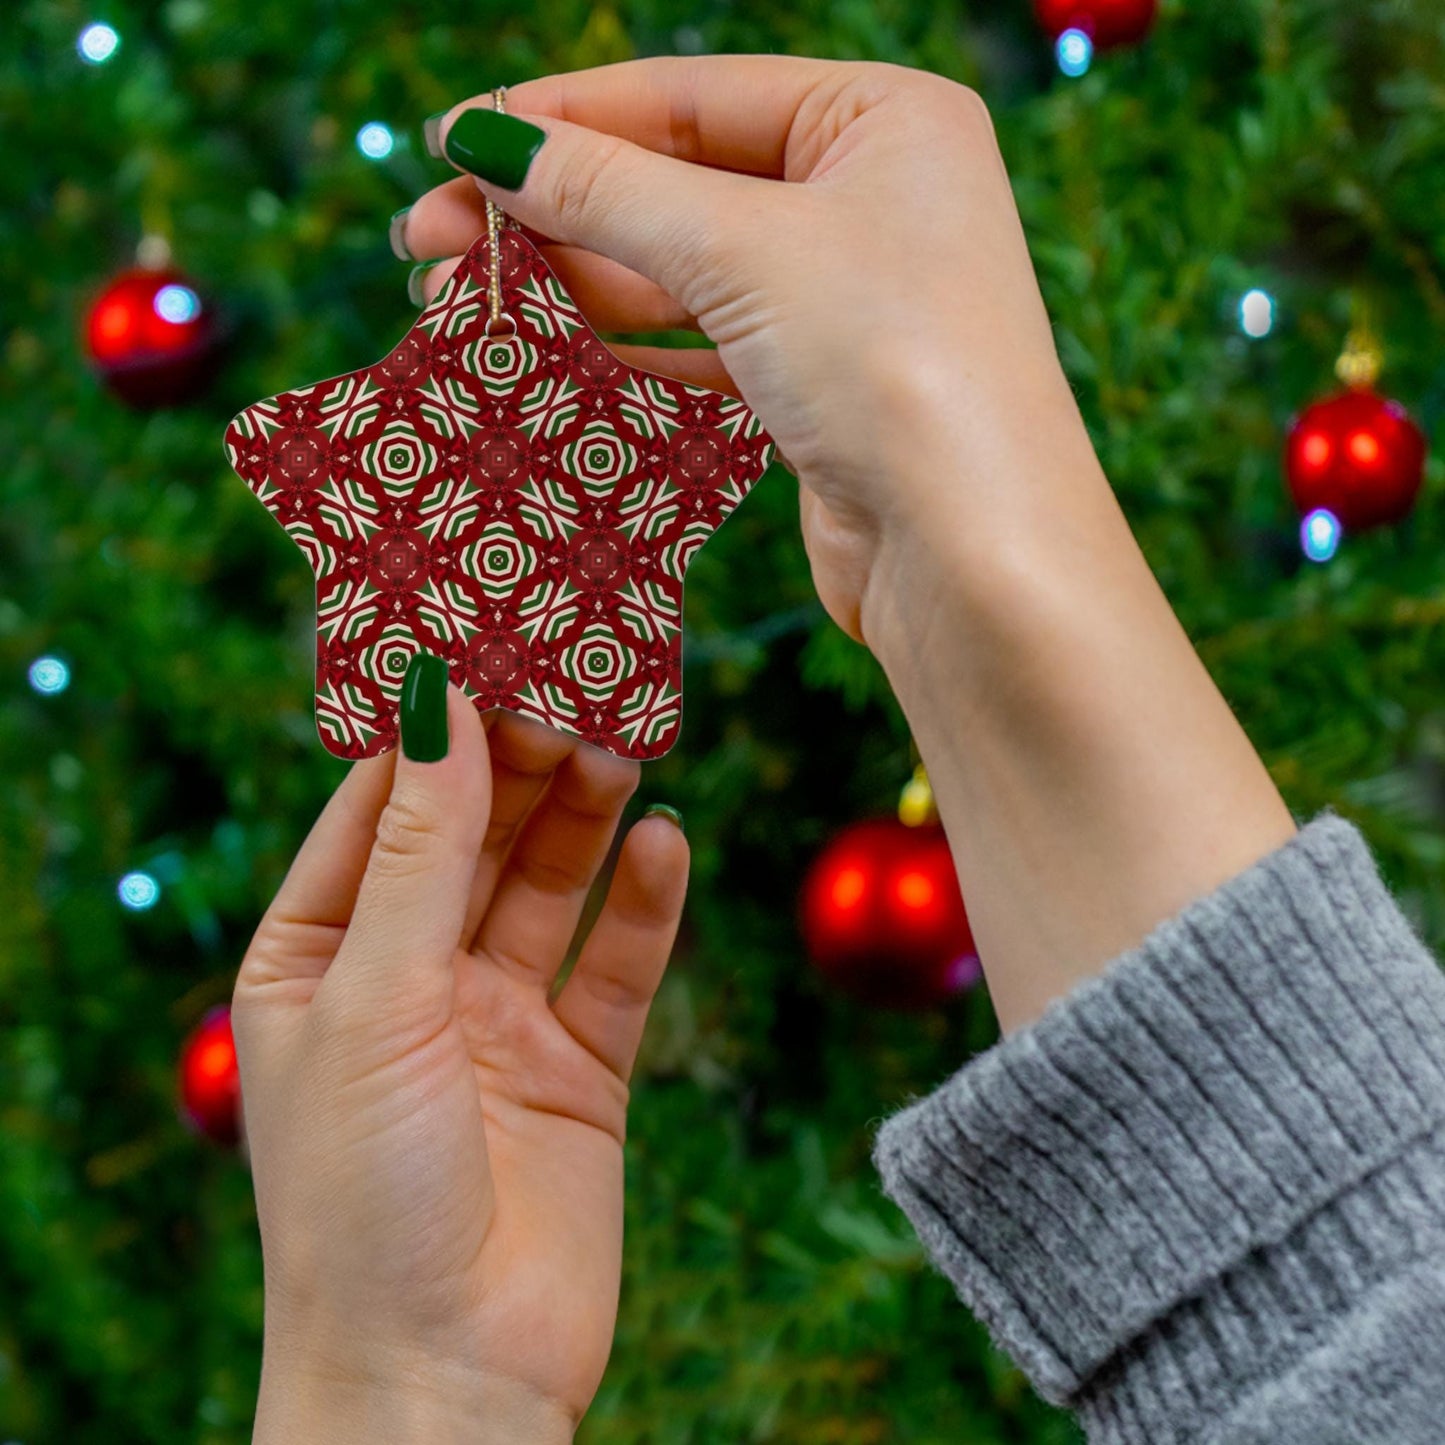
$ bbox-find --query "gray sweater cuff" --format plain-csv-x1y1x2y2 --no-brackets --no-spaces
871,814,1445,1412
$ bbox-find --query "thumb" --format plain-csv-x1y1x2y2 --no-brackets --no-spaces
436,103,768,319
327,651,491,1019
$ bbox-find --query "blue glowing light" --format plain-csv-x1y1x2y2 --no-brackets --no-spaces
356,122,395,160
1056,28,1093,77
1240,288,1275,339
28,657,70,695
1301,508,1342,563
78,22,120,64
153,284,201,324
118,871,161,911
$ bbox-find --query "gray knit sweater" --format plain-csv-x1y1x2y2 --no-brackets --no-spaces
872,814,1445,1443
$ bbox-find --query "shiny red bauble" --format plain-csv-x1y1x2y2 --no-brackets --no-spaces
178,1005,241,1147
1034,0,1157,48
84,267,219,407
799,818,980,1010
1285,388,1427,531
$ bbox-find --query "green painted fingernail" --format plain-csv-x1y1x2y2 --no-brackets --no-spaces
644,803,684,833
401,651,449,762
388,207,413,262
407,261,442,307
423,112,446,159
443,107,546,191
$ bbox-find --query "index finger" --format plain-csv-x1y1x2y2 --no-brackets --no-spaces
452,54,847,180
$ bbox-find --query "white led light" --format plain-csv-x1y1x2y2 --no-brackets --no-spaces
1301,508,1342,563
118,871,161,911
28,656,70,695
1240,288,1275,339
154,284,201,324
1057,28,1093,77
78,22,120,64
357,122,395,160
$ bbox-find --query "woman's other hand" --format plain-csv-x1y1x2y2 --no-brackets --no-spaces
235,658,688,1444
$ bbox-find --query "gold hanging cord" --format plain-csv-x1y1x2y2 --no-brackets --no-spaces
483,87,517,341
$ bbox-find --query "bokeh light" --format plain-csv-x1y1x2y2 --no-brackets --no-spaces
356,122,395,159
27,656,70,695
895,870,936,911
1056,28,1093,77
153,284,201,324
1239,288,1274,338
1301,508,1342,563
1348,430,1381,466
830,866,866,910
77,22,120,64
117,871,161,911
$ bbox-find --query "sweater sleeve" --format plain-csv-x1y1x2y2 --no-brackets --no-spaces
871,813,1445,1444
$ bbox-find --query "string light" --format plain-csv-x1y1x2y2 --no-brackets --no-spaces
77,22,120,64
1056,28,1093,76
1239,288,1275,338
945,952,984,993
27,656,70,695
117,871,161,911
1301,508,1342,563
356,122,395,160
153,283,201,324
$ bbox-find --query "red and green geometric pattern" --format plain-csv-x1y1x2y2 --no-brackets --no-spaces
224,227,774,760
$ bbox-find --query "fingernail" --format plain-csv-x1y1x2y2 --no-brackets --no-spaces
443,107,546,191
406,261,441,308
401,651,450,762
644,803,684,833
423,112,446,159
388,207,413,262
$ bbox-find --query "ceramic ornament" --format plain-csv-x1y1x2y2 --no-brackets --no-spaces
224,225,774,760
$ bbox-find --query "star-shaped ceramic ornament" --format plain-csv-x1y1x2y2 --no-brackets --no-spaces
225,225,775,760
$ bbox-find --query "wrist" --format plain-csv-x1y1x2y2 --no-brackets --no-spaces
254,1339,575,1445
857,360,1122,691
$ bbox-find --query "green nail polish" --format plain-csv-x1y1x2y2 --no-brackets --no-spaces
401,651,449,762
407,261,442,307
388,207,413,262
423,112,446,159
644,803,684,833
443,107,546,191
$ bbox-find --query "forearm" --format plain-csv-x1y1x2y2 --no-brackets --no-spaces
860,370,1296,1032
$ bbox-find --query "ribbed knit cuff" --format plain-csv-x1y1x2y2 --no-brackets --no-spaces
871,814,1445,1416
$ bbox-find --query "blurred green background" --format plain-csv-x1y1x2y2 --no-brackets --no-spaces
3,0,1444,1440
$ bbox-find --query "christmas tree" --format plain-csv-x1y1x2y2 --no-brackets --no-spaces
2,1,1442,1441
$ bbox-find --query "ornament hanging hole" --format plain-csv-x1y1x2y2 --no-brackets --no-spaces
485,313,518,343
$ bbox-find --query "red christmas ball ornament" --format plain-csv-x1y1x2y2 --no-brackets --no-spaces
1034,0,1157,50
85,266,219,407
1285,388,1427,532
178,1005,242,1147
800,818,980,1010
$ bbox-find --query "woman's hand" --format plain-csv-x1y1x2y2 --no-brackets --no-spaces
402,57,1295,1030
234,660,688,1444
401,56,1077,645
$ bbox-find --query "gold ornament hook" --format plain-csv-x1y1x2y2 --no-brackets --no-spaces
1335,295,1382,390
898,763,938,828
1335,329,1383,390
